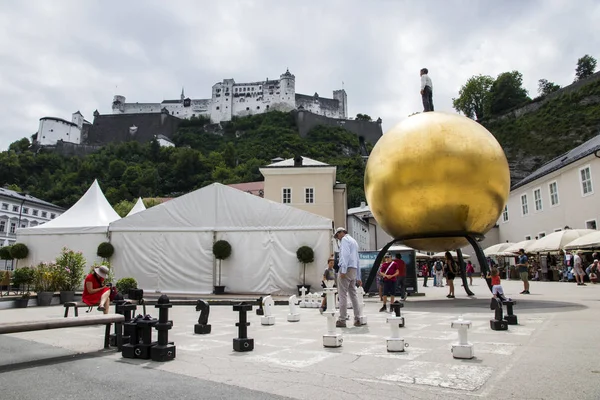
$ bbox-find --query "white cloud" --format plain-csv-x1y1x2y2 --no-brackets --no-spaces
0,0,598,149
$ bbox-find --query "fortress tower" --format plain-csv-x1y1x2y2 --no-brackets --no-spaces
279,69,296,106
112,95,126,113
333,89,347,119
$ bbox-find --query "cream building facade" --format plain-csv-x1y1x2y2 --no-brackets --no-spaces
259,156,346,230
498,135,600,242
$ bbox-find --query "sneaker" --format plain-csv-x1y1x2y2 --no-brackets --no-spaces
353,320,362,327
581,283,587,286
379,306,387,312
520,290,527,294
335,320,347,328
402,294,407,301
448,295,455,298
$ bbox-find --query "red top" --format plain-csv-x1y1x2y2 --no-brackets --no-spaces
380,262,399,282
466,264,475,273
421,265,429,276
82,273,109,306
393,259,406,277
491,275,501,286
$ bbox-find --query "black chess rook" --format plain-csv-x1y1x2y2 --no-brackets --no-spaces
490,297,508,331
233,302,254,352
151,294,176,362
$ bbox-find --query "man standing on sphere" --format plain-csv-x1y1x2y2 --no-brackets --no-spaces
334,227,364,327
420,68,434,112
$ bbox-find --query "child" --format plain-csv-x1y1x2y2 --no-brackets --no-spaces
488,267,508,302
320,257,336,314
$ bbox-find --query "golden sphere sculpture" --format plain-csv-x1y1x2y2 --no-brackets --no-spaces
364,112,510,252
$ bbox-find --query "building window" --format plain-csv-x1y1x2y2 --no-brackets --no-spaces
41,211,47,218
580,166,593,196
502,205,509,222
32,209,38,216
520,194,528,216
586,220,597,230
0,221,4,232
9,223,16,234
282,188,291,204
525,235,532,240
216,106,220,110
22,207,29,214
246,107,250,111
554,228,562,232
50,213,56,219
20,223,26,228
549,181,559,206
257,106,260,110
538,232,546,238
533,188,542,211
305,188,314,204
1,203,7,210
12,205,18,212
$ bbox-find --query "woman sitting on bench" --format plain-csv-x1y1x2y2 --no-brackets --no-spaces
82,266,111,314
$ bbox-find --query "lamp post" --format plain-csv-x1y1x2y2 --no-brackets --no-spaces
17,193,27,231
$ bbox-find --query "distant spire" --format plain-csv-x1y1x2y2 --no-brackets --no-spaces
181,87,185,101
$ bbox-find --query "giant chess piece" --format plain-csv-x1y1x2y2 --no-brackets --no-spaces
357,286,366,307
255,296,264,316
392,300,405,328
233,302,254,352
299,286,308,308
287,295,300,322
386,301,406,352
194,299,211,334
260,295,275,325
322,280,342,348
356,289,367,326
503,299,518,325
151,294,176,361
110,298,137,348
451,315,474,359
490,297,508,331
122,313,158,359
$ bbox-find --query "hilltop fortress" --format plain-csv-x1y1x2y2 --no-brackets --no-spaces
111,69,348,122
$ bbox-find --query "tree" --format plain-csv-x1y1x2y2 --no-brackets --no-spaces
113,199,135,217
575,54,597,81
488,71,530,115
537,79,561,96
355,114,372,121
8,138,30,153
452,75,494,120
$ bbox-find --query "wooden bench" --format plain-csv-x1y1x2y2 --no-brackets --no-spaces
0,314,125,350
64,299,147,317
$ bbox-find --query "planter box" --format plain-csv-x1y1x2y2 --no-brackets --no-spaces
59,291,75,304
14,298,30,308
37,291,54,307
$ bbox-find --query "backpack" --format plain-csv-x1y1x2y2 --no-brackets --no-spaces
435,261,443,271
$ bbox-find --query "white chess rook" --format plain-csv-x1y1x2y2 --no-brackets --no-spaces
357,286,365,307
260,295,276,326
322,280,342,347
287,295,300,322
299,286,308,308
355,287,367,325
386,302,405,352
451,315,474,359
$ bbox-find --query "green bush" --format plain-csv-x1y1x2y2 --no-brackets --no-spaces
213,240,232,260
116,277,138,294
97,242,115,259
10,243,29,260
12,267,35,290
33,262,60,292
55,247,87,291
0,246,12,260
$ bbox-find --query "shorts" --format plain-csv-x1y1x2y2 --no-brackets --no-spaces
383,280,396,296
467,272,473,277
446,272,456,280
519,271,529,282
376,275,383,288
573,266,585,277
492,284,504,296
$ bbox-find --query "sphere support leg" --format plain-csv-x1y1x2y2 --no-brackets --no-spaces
464,235,493,293
455,248,475,296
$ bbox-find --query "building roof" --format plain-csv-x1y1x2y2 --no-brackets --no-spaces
347,202,372,217
156,134,173,143
295,93,339,110
161,99,181,104
39,116,77,127
0,187,64,210
228,181,265,195
265,156,330,168
512,133,600,190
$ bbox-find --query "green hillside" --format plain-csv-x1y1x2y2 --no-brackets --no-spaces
0,111,369,209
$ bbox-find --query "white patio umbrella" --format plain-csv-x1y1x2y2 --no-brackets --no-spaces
415,252,431,259
504,240,536,254
432,251,470,259
527,229,596,253
483,242,515,257
563,231,600,250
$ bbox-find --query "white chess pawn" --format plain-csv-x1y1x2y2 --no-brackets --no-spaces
287,295,300,322
261,295,275,325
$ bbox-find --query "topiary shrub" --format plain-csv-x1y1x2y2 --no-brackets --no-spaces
116,277,138,294
0,246,12,260
296,246,315,286
97,242,115,259
213,240,232,287
12,266,35,295
10,243,28,269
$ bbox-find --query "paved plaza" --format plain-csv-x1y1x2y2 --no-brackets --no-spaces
1,279,600,400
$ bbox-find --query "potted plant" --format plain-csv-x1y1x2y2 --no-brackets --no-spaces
33,262,58,306
296,245,315,295
12,267,34,308
10,243,28,269
212,240,231,295
56,247,87,304
116,277,138,298
97,242,114,260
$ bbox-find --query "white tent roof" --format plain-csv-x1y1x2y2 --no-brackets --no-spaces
18,179,120,235
527,229,595,253
126,198,147,217
564,231,600,250
109,183,333,232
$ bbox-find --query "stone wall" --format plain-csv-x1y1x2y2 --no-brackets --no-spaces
53,140,103,157
293,109,383,146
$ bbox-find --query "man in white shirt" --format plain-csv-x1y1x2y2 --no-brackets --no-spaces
573,251,587,286
333,227,364,328
420,68,434,112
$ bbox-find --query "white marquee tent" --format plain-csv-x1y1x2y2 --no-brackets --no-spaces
108,183,333,295
126,198,146,217
17,180,121,266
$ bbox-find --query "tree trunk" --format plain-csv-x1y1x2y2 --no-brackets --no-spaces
218,259,222,286
303,264,306,286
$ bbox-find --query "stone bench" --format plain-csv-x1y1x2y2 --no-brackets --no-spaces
64,299,147,317
0,314,125,349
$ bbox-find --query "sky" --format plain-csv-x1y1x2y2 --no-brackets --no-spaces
0,0,598,150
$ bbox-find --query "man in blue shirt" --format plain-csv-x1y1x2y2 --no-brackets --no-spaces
334,227,364,328
516,248,530,294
